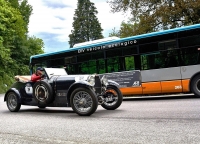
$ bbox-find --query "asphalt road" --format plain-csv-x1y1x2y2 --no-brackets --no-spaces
0,94,200,144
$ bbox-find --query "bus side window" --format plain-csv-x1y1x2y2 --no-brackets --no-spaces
180,47,200,66
164,53,178,67
166,49,182,68
125,56,135,71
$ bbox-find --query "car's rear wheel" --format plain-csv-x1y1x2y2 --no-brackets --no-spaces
70,88,98,116
101,86,123,110
6,92,21,112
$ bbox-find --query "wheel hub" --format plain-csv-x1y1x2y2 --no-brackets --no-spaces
79,98,87,105
8,94,17,110
35,84,48,102
106,96,114,102
73,91,93,113
104,90,118,106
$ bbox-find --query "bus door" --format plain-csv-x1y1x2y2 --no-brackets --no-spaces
159,47,183,93
141,67,182,94
120,55,143,95
140,48,182,94
141,69,162,94
160,67,182,93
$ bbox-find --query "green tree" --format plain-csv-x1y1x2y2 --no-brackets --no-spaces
108,0,200,32
7,0,19,8
11,36,44,75
0,0,25,69
0,0,26,46
69,0,103,48
19,0,33,31
8,0,33,32
26,36,44,55
7,0,44,75
109,21,140,38
109,27,120,37
0,0,44,93
0,0,25,92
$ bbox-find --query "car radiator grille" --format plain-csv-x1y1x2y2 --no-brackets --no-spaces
94,75,102,95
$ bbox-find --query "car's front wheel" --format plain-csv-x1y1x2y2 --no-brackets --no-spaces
70,88,98,116
6,92,21,112
101,86,123,110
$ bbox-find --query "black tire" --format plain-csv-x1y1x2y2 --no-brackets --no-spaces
33,81,54,106
101,86,123,110
191,75,200,97
38,106,46,109
70,87,98,116
6,92,21,112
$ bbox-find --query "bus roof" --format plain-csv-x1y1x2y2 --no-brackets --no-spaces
73,36,120,48
30,24,200,61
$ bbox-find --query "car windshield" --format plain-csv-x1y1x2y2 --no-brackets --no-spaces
45,68,67,78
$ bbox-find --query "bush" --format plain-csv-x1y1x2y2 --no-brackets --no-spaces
0,74,15,94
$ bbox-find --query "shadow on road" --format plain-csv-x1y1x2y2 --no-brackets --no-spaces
18,108,74,114
1,106,123,118
123,94,198,101
1,107,75,115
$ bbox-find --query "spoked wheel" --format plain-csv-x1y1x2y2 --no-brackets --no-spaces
101,86,123,110
34,84,49,102
6,92,21,112
33,81,53,106
70,88,98,116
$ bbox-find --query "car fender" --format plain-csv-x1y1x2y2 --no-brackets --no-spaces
4,88,22,103
108,80,120,88
66,81,95,106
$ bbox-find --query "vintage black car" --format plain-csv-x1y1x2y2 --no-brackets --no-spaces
4,68,123,116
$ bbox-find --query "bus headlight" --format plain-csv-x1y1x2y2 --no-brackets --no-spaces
87,75,95,86
101,75,108,86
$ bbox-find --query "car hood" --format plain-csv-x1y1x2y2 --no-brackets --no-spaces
51,74,93,82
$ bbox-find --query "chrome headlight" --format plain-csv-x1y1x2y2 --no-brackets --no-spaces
87,75,95,86
101,75,108,86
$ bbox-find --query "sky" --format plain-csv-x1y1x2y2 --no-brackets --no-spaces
27,0,130,53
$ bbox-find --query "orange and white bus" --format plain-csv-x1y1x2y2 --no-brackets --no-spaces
30,24,200,97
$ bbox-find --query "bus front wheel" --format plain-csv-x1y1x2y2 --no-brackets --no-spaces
191,75,200,97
